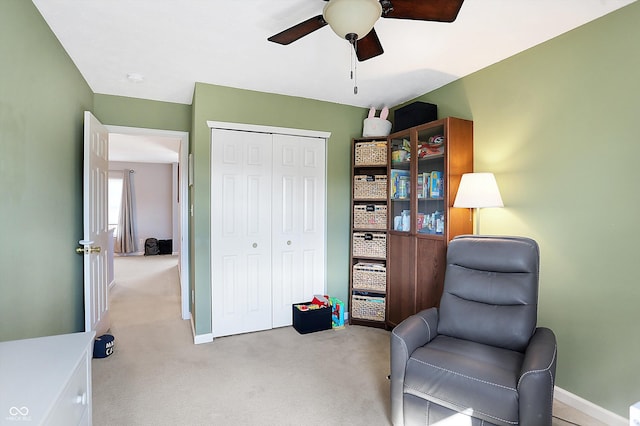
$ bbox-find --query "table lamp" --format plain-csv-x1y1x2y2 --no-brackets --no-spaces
453,172,504,234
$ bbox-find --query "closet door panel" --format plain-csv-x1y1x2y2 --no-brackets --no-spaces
272,134,326,328
212,129,273,337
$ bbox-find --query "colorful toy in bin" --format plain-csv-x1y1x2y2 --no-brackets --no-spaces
330,297,345,329
311,294,329,307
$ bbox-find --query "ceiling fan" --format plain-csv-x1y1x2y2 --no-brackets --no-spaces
267,0,465,61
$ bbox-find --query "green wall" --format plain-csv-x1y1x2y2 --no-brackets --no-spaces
191,83,366,335
0,0,94,341
404,2,640,416
93,94,192,133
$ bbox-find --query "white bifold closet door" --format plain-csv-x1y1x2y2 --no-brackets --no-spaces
271,134,326,328
211,128,326,338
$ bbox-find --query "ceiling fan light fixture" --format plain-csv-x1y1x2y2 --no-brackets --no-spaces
322,0,382,41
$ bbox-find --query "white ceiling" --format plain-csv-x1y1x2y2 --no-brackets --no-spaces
33,0,635,110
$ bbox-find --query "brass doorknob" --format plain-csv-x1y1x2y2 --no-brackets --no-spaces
76,246,101,254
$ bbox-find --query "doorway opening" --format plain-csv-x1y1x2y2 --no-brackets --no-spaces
106,125,190,320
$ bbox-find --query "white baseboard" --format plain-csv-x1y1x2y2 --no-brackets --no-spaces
193,333,213,345
554,386,628,426
190,317,213,344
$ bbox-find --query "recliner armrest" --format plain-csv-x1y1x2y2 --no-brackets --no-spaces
518,327,557,426
390,308,439,425
392,308,439,358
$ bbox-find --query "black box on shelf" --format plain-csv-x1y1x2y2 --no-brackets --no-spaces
394,102,437,132
292,303,332,334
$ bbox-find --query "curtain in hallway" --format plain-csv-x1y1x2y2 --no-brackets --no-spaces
115,169,136,254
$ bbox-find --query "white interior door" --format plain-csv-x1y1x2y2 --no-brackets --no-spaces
271,134,326,327
211,129,273,337
81,111,110,336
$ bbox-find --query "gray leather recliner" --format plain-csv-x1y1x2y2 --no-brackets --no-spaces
391,235,557,426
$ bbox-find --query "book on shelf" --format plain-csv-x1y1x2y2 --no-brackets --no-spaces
390,169,410,199
429,171,443,198
417,173,432,199
424,172,430,198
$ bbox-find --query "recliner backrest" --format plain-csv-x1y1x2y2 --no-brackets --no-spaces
437,235,540,352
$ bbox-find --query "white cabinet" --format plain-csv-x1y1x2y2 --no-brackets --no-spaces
0,331,95,425
208,122,330,337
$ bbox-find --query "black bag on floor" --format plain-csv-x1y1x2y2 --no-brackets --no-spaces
144,238,160,255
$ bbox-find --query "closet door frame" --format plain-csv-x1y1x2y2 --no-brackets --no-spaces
208,121,331,140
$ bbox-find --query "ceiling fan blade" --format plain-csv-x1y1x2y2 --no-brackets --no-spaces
383,0,465,23
267,15,327,45
355,28,384,62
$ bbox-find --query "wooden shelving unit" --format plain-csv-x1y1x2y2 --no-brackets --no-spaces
386,117,474,328
348,117,473,329
349,138,389,328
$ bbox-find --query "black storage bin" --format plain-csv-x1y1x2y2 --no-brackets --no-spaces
394,102,437,132
158,239,173,255
93,334,115,358
292,303,332,334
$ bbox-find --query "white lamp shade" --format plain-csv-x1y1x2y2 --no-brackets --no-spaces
323,0,382,40
453,173,504,208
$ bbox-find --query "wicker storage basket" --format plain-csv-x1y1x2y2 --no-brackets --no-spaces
353,175,387,199
352,232,387,258
352,294,386,321
354,141,387,166
353,263,386,292
353,204,387,229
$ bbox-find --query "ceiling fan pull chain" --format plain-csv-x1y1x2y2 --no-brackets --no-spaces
353,61,358,94
345,32,359,94
353,39,358,95
350,45,354,81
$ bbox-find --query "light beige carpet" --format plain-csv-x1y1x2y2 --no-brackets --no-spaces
92,255,390,425
92,255,605,426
